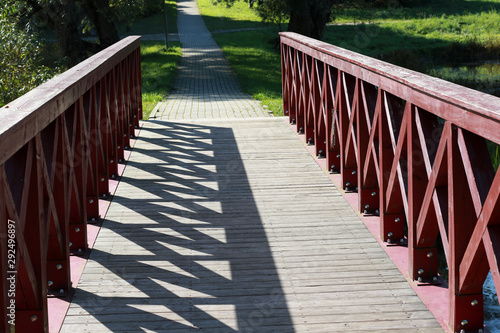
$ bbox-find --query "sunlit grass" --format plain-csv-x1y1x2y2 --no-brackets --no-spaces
141,41,182,119
214,30,283,116
197,0,263,31
197,0,283,115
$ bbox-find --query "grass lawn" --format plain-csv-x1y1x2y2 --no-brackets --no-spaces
198,0,500,117
141,41,182,119
136,0,181,119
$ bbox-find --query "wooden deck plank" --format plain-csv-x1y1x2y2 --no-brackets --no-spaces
60,118,443,332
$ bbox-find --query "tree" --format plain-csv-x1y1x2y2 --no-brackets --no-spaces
21,0,164,66
287,0,338,41
0,1,55,106
215,0,338,41
23,0,120,66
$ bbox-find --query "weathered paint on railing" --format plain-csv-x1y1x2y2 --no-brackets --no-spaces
0,36,142,332
280,31,500,333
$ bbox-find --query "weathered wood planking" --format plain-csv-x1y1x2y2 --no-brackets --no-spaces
60,118,443,332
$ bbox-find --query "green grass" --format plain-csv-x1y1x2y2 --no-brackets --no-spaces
134,0,180,120
198,0,283,115
197,0,264,31
215,30,283,116
199,0,500,116
141,41,182,119
117,0,178,36
334,0,500,23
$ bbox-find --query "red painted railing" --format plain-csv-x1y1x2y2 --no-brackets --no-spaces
281,32,500,333
0,36,142,332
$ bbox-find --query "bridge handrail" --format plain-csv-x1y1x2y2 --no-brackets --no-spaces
281,31,500,332
0,36,142,332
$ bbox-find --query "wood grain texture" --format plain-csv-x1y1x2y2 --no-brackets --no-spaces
60,118,443,332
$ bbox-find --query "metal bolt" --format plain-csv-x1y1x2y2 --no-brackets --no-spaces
31,315,38,322
307,138,312,144
460,330,465,333
103,194,107,198
330,165,335,171
75,228,80,233
336,154,340,158
100,177,105,182
364,204,370,210
479,329,484,333
387,232,393,238
375,210,380,215
352,170,356,175
111,174,116,179
89,199,94,204
471,300,479,307
400,238,405,243
395,218,400,223
59,289,65,294
285,110,289,114
318,150,323,155
418,277,422,282
78,248,83,253
418,269,424,275
91,217,96,222
48,281,54,287
433,276,438,282
117,145,121,149
56,264,63,270
110,159,114,163
69,242,73,247
371,191,376,196
387,239,392,243
427,252,433,258
461,320,468,327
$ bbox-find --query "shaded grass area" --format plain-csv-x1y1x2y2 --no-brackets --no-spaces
141,41,182,119
118,0,178,36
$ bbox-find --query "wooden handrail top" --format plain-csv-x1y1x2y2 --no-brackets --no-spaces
0,36,142,166
280,32,500,140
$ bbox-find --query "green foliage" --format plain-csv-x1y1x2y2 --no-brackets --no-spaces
0,3,56,107
141,41,182,119
253,0,289,27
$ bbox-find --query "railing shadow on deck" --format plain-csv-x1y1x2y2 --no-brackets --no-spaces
280,32,500,333
63,121,294,332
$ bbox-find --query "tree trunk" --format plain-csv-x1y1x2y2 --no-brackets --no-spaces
287,0,335,41
81,0,120,48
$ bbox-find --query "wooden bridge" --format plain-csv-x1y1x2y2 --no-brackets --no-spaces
2,10,500,333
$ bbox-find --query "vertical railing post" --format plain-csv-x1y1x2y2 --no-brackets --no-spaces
448,125,485,332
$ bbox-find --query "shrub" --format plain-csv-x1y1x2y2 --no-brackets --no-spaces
0,17,54,107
